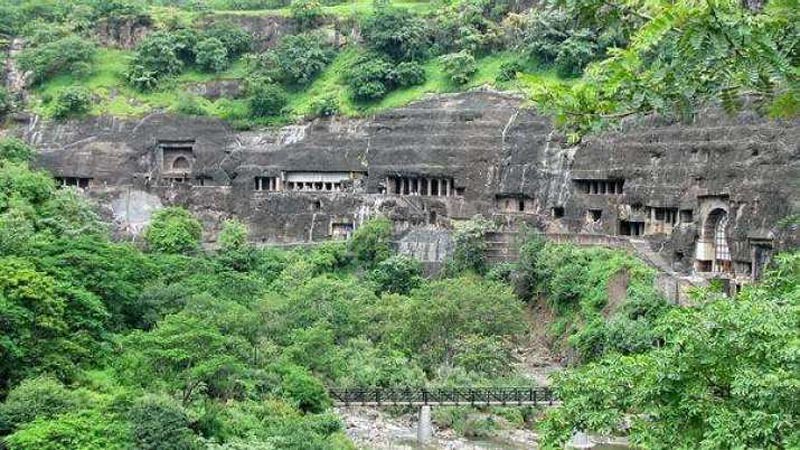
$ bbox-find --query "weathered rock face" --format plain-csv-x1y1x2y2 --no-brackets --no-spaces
16,91,800,283
95,17,152,49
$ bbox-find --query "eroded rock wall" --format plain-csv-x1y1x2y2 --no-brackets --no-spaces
15,91,800,282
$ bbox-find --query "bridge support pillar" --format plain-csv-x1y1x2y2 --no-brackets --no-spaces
417,405,432,444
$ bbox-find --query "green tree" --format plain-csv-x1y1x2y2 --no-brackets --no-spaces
117,313,251,405
279,365,331,413
0,138,34,164
0,376,86,434
533,0,800,139
265,33,335,85
367,254,423,295
541,252,800,449
53,86,92,118
128,395,201,450
17,35,96,84
349,216,392,266
4,409,133,450
249,83,288,117
195,37,229,73
127,31,186,90
219,218,249,252
361,4,429,61
290,0,323,29
0,257,109,392
440,50,477,85
144,207,202,254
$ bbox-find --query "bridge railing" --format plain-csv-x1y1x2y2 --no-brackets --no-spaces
329,387,557,406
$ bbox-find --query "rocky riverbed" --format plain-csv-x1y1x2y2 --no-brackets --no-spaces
336,406,540,449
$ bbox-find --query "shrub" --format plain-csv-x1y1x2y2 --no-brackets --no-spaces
219,218,249,251
0,377,84,434
17,35,96,84
368,254,423,295
0,138,35,163
195,37,229,72
144,207,202,254
349,216,392,266
345,55,425,101
280,365,331,413
128,395,200,450
266,33,335,85
393,61,426,87
53,86,92,118
496,60,523,82
310,94,340,117
345,55,395,100
440,50,477,85
4,409,133,450
248,83,288,117
127,31,185,90
554,31,597,77
202,23,252,57
450,215,493,274
290,0,323,29
173,94,207,116
361,5,429,61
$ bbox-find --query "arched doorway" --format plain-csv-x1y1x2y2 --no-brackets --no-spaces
703,209,732,273
172,156,190,171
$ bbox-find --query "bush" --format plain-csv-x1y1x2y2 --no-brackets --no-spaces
4,409,133,450
195,37,229,72
310,94,340,117
128,395,200,450
441,50,477,85
393,61,426,86
349,217,392,266
368,255,423,295
266,33,335,85
127,31,186,90
361,5,429,61
219,218,249,252
450,216,493,274
17,35,96,84
280,366,331,413
496,60,523,82
53,86,92,118
173,94,207,116
290,0,323,29
554,31,597,77
202,22,252,57
249,83,288,117
345,55,425,101
144,207,202,254
0,377,84,434
0,138,35,164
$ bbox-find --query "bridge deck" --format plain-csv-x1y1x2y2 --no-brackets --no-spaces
330,387,558,407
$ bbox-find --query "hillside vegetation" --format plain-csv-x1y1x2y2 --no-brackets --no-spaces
1,0,796,136
1,136,798,448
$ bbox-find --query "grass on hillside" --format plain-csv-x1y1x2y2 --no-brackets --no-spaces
29,45,564,126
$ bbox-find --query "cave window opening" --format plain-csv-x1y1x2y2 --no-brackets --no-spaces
575,179,624,195
680,209,693,223
552,206,565,218
55,177,93,189
588,209,602,222
619,220,644,236
518,200,526,212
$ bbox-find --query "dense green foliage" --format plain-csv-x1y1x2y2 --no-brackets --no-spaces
17,35,96,85
52,86,92,118
2,0,797,127
541,253,800,449
144,207,203,254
